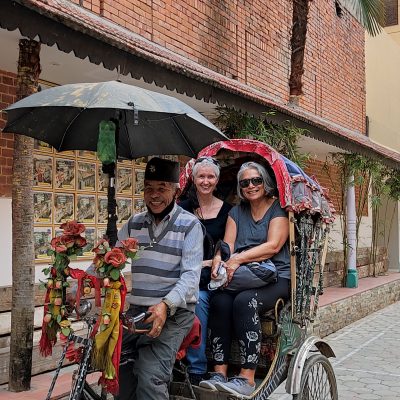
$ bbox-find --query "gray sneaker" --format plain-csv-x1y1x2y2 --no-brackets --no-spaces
215,375,256,397
199,372,228,390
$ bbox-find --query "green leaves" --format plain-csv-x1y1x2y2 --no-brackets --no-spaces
109,268,120,281
345,0,384,37
61,327,71,337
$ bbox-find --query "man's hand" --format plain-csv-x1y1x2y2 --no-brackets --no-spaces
145,302,168,338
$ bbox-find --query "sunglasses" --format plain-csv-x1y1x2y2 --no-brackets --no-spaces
239,176,263,188
194,156,220,167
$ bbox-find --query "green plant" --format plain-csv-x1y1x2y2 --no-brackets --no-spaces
215,107,309,167
325,153,400,281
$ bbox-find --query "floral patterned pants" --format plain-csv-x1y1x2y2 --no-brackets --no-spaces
208,278,290,369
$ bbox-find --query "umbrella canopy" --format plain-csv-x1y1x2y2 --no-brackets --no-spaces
3,81,227,158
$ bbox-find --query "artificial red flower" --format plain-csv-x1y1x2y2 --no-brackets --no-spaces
50,237,67,253
60,220,85,235
120,238,139,253
75,236,87,248
60,234,76,248
104,248,127,268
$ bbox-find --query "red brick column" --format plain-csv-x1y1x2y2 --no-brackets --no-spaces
0,70,16,198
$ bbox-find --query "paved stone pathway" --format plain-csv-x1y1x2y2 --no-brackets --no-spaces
269,301,400,400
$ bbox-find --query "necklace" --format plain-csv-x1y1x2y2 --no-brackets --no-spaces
196,197,216,220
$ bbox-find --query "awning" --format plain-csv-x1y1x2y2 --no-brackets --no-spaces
1,0,400,169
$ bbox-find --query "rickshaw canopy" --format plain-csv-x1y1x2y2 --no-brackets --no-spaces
180,139,335,223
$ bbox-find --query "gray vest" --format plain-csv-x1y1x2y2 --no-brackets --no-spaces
127,207,198,306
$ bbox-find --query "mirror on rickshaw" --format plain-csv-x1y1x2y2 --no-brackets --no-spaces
172,139,337,400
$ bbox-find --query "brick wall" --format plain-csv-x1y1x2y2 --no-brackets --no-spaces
319,246,388,288
0,2,366,197
70,0,365,133
0,70,16,198
304,158,368,216
314,277,400,338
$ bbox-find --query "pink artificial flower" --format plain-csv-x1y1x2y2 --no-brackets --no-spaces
104,248,127,268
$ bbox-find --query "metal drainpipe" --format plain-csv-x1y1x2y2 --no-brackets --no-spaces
346,174,358,287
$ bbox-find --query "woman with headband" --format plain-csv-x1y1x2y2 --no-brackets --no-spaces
179,156,232,385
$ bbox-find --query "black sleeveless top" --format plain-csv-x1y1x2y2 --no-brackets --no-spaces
179,199,232,260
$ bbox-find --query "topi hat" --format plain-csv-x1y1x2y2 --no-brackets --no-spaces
145,157,180,183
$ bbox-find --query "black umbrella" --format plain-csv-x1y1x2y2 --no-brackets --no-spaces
3,81,228,245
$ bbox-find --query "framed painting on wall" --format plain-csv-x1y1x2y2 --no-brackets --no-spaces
33,154,53,188
34,226,52,260
117,197,132,224
54,193,74,224
77,161,96,191
134,169,145,195
33,191,53,224
77,150,96,159
34,139,53,153
98,166,108,193
55,158,76,190
76,194,96,223
134,198,146,214
117,167,133,195
81,226,96,257
54,227,63,237
97,196,108,224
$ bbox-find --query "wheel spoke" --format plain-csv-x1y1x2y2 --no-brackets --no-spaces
304,360,334,399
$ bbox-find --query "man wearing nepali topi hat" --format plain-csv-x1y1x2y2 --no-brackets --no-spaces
116,157,203,400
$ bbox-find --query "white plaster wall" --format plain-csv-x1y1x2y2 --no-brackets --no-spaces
378,198,400,271
328,211,373,252
0,198,12,286
366,31,400,153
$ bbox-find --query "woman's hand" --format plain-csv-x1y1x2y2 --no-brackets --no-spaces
211,254,222,278
224,256,241,284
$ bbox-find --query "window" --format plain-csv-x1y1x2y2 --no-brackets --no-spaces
384,0,398,27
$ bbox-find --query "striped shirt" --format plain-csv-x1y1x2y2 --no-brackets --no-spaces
117,204,203,311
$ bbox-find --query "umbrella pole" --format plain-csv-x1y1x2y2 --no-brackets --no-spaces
103,162,118,247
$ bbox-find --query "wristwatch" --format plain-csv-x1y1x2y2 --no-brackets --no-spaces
162,298,176,317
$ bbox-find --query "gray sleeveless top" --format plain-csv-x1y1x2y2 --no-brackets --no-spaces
229,199,291,280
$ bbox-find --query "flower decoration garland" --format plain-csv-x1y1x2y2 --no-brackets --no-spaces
39,221,88,355
90,238,139,394
39,222,140,395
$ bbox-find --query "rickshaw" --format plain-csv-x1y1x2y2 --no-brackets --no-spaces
171,138,337,400
44,138,337,400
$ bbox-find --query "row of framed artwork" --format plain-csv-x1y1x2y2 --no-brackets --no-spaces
34,153,146,195
33,142,145,261
33,141,181,261
34,194,147,261
34,191,146,225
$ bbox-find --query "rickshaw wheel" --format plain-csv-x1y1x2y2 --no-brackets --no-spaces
293,354,338,400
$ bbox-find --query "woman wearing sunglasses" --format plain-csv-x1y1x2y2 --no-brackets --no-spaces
179,156,232,385
199,161,290,397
